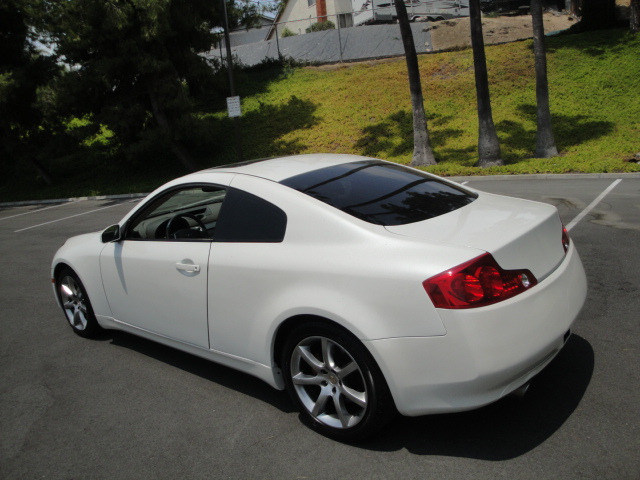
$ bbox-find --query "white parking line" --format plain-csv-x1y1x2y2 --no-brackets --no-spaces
0,201,73,222
566,179,622,231
14,202,126,233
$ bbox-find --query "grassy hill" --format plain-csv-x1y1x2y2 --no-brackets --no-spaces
229,28,640,176
2,27,639,202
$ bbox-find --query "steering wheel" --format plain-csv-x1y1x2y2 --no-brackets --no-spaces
165,213,208,239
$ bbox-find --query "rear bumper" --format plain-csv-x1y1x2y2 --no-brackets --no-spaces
364,243,587,416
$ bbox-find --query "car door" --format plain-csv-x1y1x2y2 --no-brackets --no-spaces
100,184,228,348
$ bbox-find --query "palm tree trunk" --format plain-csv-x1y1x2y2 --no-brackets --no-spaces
531,0,558,158
469,0,502,167
394,0,436,167
631,0,640,33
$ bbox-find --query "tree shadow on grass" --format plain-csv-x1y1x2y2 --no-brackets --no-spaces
198,95,319,165
354,110,464,160
236,60,299,99
354,104,614,168
496,104,614,162
546,28,634,57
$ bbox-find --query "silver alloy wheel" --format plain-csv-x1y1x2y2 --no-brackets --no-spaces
290,336,368,429
59,275,89,331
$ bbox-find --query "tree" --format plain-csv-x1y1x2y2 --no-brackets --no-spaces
0,0,60,185
631,0,639,33
531,0,558,158
48,0,253,172
468,0,502,167
393,0,436,166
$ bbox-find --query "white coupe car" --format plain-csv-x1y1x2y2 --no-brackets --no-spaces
52,154,587,440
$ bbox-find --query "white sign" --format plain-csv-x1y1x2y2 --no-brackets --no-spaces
226,96,242,118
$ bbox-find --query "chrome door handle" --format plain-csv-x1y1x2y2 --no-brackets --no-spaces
176,262,200,273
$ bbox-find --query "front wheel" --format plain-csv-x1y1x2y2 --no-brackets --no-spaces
56,268,102,338
281,322,395,441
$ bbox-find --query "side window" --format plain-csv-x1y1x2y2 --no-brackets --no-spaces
214,188,287,243
126,185,227,241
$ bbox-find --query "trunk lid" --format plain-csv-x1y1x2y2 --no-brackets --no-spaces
385,192,565,280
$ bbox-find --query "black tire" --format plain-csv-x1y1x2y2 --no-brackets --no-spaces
281,321,396,441
55,268,102,338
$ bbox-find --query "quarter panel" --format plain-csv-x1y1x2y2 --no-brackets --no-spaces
207,174,485,367
207,242,449,366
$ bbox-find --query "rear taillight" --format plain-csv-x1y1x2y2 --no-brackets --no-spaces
423,253,537,309
562,226,570,253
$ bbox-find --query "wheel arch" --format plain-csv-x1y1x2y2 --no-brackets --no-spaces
52,252,111,320
273,314,398,438
271,314,389,391
53,261,72,281
273,315,340,370
52,261,73,306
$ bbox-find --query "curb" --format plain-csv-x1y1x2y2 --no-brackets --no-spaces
447,172,640,182
1,172,639,207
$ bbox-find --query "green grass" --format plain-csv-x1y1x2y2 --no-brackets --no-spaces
232,28,640,176
2,28,639,202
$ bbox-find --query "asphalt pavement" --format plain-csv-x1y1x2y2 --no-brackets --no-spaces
1,174,638,479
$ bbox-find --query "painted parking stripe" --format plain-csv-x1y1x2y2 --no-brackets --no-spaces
14,202,127,233
0,201,73,222
566,179,622,231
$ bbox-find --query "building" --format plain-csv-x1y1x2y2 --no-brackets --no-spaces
226,15,276,47
270,0,469,38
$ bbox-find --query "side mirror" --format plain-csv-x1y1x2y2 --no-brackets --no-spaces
101,224,121,243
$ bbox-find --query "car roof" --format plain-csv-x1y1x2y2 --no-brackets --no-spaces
204,153,372,182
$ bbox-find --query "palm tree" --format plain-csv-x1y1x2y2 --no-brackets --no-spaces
631,0,639,33
531,0,558,158
394,0,436,166
469,0,502,167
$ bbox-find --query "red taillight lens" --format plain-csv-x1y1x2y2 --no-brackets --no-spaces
562,226,570,253
423,253,537,309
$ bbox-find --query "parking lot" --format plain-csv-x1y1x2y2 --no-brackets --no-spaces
1,174,639,479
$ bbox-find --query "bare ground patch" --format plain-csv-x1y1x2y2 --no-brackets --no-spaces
429,12,576,51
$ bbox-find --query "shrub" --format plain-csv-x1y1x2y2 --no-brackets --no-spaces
281,27,297,37
305,20,335,33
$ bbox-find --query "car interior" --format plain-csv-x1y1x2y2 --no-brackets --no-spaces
126,187,226,240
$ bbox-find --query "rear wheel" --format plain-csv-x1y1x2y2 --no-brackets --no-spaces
281,321,395,441
56,268,102,338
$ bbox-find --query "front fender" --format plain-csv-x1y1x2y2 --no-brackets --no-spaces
52,232,111,321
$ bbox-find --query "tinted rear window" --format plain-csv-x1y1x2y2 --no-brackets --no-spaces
280,161,477,226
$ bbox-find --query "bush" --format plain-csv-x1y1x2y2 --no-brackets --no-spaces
281,27,297,37
305,20,335,33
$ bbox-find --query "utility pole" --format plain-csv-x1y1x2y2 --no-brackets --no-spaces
221,0,243,161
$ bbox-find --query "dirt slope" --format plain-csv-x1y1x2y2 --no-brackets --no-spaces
429,12,576,51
